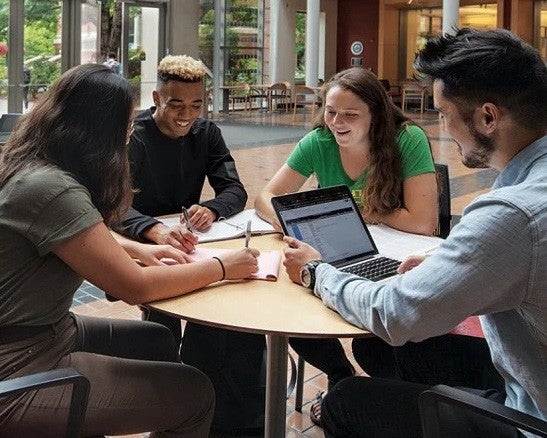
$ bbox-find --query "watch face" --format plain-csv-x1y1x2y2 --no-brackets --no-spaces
300,267,311,288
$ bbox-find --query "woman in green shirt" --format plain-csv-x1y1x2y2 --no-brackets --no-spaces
255,67,438,427
0,64,259,436
256,68,438,234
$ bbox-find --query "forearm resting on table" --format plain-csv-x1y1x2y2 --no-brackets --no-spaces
372,207,437,236
56,222,224,305
254,192,280,226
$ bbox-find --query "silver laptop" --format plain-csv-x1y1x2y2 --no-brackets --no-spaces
271,185,401,282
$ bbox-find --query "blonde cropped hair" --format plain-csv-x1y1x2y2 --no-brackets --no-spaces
157,55,205,83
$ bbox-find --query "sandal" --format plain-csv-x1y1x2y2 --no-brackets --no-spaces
310,391,324,427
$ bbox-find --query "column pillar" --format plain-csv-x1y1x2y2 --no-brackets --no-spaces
305,0,320,87
269,0,295,84
169,0,200,58
442,0,459,36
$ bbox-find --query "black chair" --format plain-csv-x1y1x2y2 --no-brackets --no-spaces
0,367,90,437
434,163,452,239
420,385,547,438
0,112,22,146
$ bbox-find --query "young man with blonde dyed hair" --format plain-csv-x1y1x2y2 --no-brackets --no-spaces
114,55,265,434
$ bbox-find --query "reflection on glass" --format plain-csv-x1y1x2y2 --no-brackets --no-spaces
126,6,159,110
200,0,264,86
82,1,100,65
22,0,62,113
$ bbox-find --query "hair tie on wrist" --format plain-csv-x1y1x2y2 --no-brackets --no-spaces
212,256,226,281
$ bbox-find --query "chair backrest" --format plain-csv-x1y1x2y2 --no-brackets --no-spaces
402,80,425,94
434,163,451,239
269,82,288,97
294,85,320,103
0,113,22,133
379,79,391,92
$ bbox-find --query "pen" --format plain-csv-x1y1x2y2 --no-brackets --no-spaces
244,220,252,248
181,207,193,232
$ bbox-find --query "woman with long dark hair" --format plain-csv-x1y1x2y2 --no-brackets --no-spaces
0,64,258,436
256,67,438,234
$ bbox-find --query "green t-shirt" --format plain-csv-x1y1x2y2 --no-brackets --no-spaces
0,166,103,326
286,125,435,206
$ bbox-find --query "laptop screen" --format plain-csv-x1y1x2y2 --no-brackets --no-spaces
271,185,379,267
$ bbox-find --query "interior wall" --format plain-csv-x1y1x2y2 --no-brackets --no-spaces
336,0,380,73
511,0,535,42
379,2,399,82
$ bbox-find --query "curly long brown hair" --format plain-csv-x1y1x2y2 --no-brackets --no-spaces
0,64,135,225
314,68,412,217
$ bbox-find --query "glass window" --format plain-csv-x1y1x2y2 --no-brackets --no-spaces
200,0,264,86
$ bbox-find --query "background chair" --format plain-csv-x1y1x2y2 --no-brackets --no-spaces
292,85,321,120
379,79,401,105
267,82,291,112
401,81,427,113
247,85,269,111
420,385,547,438
227,83,251,113
0,367,90,437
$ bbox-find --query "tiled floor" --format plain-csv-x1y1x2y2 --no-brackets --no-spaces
71,106,498,437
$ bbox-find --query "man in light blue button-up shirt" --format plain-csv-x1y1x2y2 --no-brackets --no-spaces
283,28,546,437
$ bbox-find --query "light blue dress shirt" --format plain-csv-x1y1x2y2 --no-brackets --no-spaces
314,135,547,426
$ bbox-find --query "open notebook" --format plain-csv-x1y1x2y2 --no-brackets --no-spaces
160,209,277,243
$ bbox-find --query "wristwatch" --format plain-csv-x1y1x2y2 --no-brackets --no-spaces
300,260,323,290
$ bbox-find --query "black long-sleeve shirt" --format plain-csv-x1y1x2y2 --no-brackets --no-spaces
114,108,247,240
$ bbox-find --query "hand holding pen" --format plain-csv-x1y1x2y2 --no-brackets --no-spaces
181,205,215,231
181,206,194,232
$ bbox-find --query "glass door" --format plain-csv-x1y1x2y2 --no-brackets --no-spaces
120,0,167,109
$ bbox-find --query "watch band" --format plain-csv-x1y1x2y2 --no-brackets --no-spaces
303,260,323,290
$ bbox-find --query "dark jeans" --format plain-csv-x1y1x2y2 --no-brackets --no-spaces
290,334,503,392
352,334,504,391
289,337,354,389
322,377,521,438
142,307,183,344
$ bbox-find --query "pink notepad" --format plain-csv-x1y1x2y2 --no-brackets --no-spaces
190,248,281,281
162,248,281,281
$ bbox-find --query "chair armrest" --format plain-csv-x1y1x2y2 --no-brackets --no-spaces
0,367,90,438
419,385,547,438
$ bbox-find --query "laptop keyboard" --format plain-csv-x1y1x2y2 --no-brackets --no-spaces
340,257,401,282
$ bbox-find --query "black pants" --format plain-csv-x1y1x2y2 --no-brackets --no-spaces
322,377,521,438
290,334,503,391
